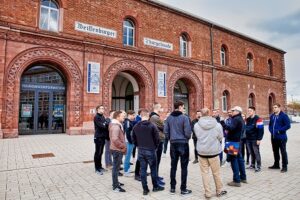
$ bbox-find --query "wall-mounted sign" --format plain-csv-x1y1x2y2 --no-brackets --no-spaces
75,21,117,38
53,105,64,118
21,84,65,90
21,104,32,118
87,62,100,93
144,38,173,51
158,71,167,97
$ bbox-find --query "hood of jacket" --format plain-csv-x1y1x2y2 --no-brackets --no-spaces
150,112,159,118
198,116,217,130
171,110,182,117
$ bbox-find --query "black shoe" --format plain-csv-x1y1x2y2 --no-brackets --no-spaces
119,167,124,170
281,168,287,173
181,189,192,196
255,167,261,172
130,162,133,165
170,188,175,195
113,186,126,192
134,175,141,181
118,182,124,187
269,165,280,169
143,189,150,195
118,172,123,176
153,186,164,192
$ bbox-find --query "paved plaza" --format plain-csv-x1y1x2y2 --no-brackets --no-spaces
0,124,299,200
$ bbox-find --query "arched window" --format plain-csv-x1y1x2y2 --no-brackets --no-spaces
248,93,255,107
247,53,254,72
220,45,228,66
269,93,276,114
39,0,59,32
268,59,274,76
222,90,230,112
123,19,135,46
180,33,189,57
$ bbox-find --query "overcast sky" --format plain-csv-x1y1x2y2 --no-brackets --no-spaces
162,0,300,102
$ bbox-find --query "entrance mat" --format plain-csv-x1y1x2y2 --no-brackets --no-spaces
32,153,55,159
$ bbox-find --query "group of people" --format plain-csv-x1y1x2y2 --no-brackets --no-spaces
93,101,291,198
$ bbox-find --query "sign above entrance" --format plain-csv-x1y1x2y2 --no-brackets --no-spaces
144,38,173,51
87,62,100,93
75,21,117,38
158,71,167,97
21,84,65,91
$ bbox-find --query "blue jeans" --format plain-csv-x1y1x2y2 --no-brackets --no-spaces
170,143,189,190
228,153,246,183
112,150,123,188
138,149,158,190
156,142,163,175
105,140,112,167
124,142,134,172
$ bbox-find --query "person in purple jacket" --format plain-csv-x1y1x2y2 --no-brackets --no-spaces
268,103,291,173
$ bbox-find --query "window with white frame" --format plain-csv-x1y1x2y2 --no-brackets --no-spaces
222,90,230,112
123,19,135,46
39,0,59,32
220,46,226,66
247,53,253,72
180,34,188,57
248,93,255,107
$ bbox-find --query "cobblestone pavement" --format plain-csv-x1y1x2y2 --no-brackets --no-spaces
0,124,300,200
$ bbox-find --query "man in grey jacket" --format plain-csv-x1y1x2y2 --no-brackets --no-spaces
164,100,192,196
194,108,227,198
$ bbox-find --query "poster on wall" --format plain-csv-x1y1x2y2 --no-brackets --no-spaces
53,105,64,118
157,71,167,97
87,62,100,93
21,104,32,118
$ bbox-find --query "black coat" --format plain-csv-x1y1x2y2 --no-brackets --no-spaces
222,113,244,142
94,113,109,139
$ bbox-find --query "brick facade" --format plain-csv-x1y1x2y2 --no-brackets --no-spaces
0,0,286,138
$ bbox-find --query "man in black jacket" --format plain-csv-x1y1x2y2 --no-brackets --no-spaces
94,105,109,175
132,109,164,195
221,106,247,187
245,106,264,172
191,110,202,164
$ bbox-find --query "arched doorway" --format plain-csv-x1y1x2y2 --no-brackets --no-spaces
19,65,66,134
174,79,189,114
112,72,139,112
269,93,276,114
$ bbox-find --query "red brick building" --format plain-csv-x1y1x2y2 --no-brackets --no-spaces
0,0,286,138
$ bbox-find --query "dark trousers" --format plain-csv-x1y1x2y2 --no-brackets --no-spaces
94,137,106,171
112,150,123,188
192,138,198,161
156,142,163,175
246,140,261,168
135,159,140,176
138,149,158,190
228,153,246,183
170,143,189,190
132,145,137,158
163,138,169,154
271,138,288,168
240,138,250,163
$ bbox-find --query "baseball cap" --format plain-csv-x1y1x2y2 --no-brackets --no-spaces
232,106,242,113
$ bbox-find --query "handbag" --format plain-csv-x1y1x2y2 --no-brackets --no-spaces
224,141,240,156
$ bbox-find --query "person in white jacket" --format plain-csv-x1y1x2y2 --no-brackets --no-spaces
194,108,227,199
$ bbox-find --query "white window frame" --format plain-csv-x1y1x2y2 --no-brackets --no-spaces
123,19,135,47
222,95,227,112
180,35,188,57
247,54,253,72
39,0,59,32
248,95,254,107
220,47,226,66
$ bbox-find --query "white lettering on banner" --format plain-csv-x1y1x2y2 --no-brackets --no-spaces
87,62,100,93
144,38,173,51
75,21,117,38
158,71,167,97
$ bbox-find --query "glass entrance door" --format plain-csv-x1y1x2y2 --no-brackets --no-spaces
19,90,35,134
37,91,50,133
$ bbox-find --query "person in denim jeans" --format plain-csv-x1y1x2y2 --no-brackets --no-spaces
109,111,127,192
123,110,136,176
221,106,247,187
164,101,192,195
132,109,164,195
105,110,115,169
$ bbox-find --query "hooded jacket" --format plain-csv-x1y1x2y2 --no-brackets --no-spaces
246,115,264,141
268,111,291,140
163,111,192,143
194,116,223,157
132,120,160,150
149,112,165,141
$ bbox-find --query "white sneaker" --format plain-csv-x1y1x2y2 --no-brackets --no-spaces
124,172,133,177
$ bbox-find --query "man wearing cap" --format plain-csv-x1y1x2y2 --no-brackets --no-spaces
221,106,247,187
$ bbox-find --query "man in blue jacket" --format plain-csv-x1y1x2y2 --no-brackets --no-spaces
164,100,192,195
268,103,291,173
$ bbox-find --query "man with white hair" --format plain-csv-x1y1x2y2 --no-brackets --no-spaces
221,106,247,187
